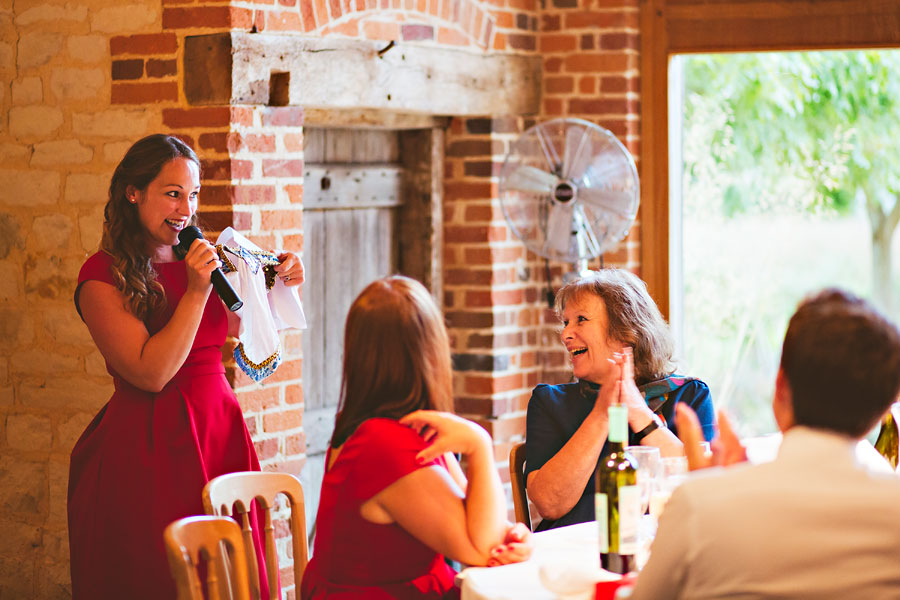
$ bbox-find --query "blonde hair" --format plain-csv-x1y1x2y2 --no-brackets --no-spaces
330,276,454,447
555,269,674,384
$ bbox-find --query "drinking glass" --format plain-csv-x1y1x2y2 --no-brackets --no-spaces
625,445,661,514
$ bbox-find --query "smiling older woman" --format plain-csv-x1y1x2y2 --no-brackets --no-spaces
524,269,715,531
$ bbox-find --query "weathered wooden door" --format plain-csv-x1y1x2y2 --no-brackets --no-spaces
300,128,402,538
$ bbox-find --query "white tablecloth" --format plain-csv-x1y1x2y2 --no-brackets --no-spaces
457,521,621,600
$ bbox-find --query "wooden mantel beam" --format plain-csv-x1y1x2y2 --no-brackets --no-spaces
184,32,542,117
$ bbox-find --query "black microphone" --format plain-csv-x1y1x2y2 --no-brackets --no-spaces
174,226,243,312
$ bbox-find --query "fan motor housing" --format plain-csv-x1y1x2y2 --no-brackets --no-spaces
553,181,576,204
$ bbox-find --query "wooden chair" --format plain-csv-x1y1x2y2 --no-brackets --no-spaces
509,442,532,531
203,471,309,600
164,515,252,600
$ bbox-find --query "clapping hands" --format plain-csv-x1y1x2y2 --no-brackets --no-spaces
675,404,747,470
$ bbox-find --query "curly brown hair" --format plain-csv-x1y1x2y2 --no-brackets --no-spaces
100,134,200,321
555,269,675,385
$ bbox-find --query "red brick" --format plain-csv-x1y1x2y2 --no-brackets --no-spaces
541,13,561,31
283,133,303,151
262,458,305,476
600,75,628,93
464,288,523,307
600,32,636,50
506,34,535,51
544,75,574,94
325,17,359,36
539,34,577,53
301,0,317,30
146,58,177,78
444,181,495,200
201,159,253,180
254,438,280,461
445,268,493,285
261,107,304,127
280,0,296,5
254,9,266,31
197,209,252,231
262,159,304,178
438,26,469,46
284,384,304,408
565,53,630,74
198,132,229,153
579,76,597,94
464,373,524,395
268,10,303,31
111,59,143,80
263,408,303,432
244,134,277,153
564,11,623,29
110,33,178,56
463,204,495,222
266,358,302,383
544,56,563,73
285,431,306,454
111,81,178,104
285,184,303,204
328,0,342,19
261,210,303,230
163,107,233,128
162,6,253,29
568,98,632,115
402,23,434,41
202,184,276,206
362,20,400,40
236,387,278,412
463,246,524,264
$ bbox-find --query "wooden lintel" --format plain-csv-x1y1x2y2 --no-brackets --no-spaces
184,33,542,117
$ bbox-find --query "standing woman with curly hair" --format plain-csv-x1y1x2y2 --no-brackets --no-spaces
67,134,305,599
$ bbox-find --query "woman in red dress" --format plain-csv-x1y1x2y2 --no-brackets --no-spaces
301,276,532,599
67,134,304,599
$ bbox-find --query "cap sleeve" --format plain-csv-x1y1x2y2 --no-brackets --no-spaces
75,252,116,319
342,418,442,501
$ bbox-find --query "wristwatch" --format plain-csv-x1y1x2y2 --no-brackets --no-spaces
632,412,665,443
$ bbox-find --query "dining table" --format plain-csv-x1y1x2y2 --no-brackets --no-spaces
456,519,648,600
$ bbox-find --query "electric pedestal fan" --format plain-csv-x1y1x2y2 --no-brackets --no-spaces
498,118,640,289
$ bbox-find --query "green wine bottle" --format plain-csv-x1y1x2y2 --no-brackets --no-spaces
874,404,899,470
596,403,640,574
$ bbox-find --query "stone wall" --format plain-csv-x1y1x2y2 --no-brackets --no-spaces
0,0,640,596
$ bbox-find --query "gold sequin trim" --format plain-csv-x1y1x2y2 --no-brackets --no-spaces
216,244,237,273
235,342,281,370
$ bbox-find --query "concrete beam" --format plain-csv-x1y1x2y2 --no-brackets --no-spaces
184,33,542,117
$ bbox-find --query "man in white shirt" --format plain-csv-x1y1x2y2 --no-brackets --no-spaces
631,288,900,600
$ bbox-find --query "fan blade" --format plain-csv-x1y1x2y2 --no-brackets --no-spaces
502,165,559,194
577,187,639,218
562,126,593,181
580,158,636,190
573,205,602,258
543,201,576,259
534,123,562,176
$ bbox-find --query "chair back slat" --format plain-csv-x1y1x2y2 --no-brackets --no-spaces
203,472,309,600
509,442,532,531
164,516,252,600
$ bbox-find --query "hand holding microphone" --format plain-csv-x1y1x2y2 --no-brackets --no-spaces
173,226,243,312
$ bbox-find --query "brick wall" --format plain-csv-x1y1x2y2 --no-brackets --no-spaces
1,0,642,596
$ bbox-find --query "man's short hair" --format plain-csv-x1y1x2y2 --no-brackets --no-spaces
781,288,900,437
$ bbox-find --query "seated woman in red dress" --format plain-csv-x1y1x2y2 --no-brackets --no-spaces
301,276,532,599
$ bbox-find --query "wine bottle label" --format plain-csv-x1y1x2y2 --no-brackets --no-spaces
608,405,628,443
618,484,640,554
595,493,609,553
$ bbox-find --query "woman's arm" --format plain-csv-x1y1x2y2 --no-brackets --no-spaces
79,240,220,392
526,364,622,521
363,411,508,566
